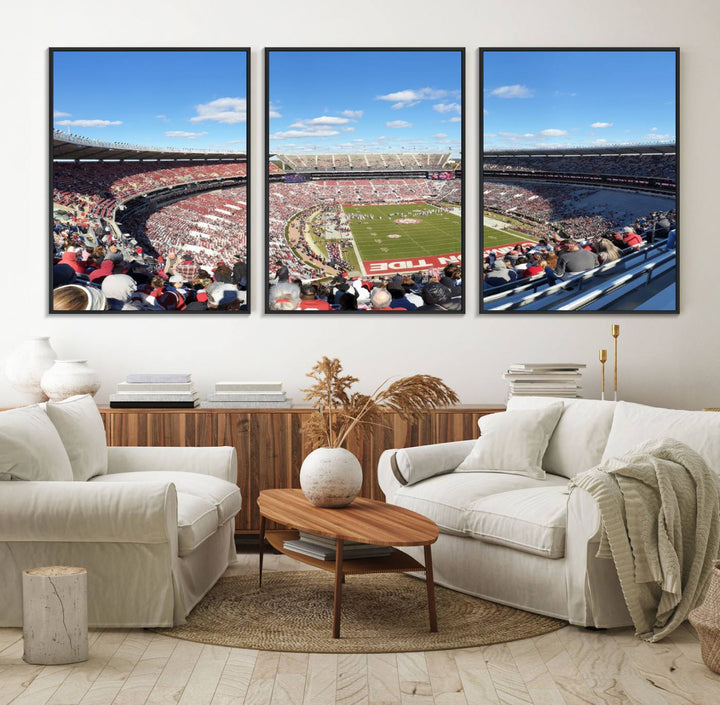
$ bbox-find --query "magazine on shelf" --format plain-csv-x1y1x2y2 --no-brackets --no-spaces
283,538,393,561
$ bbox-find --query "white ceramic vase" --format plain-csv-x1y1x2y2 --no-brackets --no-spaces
4,337,58,402
40,360,101,402
299,447,363,508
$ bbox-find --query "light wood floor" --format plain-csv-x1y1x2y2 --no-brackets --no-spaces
1,553,719,705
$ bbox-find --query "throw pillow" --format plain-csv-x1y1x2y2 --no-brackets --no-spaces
0,405,73,481
456,404,564,479
391,439,477,485
45,394,108,481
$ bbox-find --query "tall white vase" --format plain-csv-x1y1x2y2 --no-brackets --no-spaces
4,337,58,403
40,360,101,402
300,447,363,508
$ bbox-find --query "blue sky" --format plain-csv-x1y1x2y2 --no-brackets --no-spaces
268,50,462,156
483,50,676,150
53,50,247,151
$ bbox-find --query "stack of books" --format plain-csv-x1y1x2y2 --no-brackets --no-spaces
283,531,393,561
109,373,199,408
200,381,292,408
503,363,585,399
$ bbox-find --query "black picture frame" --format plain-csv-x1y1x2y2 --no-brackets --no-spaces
50,47,251,314
265,47,465,314
480,48,679,314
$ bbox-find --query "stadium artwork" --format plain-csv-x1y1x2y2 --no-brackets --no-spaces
50,48,250,313
481,48,679,314
265,48,465,313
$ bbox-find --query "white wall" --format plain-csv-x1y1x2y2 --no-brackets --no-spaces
1,0,718,410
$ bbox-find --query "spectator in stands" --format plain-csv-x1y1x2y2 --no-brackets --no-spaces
58,250,86,274
387,281,414,311
665,229,677,250
595,238,623,263
231,257,247,289
440,264,462,297
299,283,332,310
206,282,241,311
369,288,396,311
53,263,76,288
102,274,142,311
185,291,209,311
400,276,424,308
554,241,600,277
269,282,300,311
106,244,123,264
418,282,460,312
522,253,545,278
484,260,517,288
89,259,114,283
175,255,200,281
53,284,107,311
213,262,233,283
338,292,359,311
622,227,643,249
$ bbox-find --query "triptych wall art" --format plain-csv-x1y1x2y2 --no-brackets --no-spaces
49,47,678,315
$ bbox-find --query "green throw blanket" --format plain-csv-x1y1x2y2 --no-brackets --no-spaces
571,438,720,642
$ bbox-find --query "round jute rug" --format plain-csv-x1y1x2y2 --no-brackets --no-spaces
155,571,566,653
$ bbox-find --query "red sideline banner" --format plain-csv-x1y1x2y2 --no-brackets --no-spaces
363,253,461,275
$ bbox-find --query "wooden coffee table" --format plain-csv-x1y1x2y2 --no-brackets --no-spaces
257,488,439,639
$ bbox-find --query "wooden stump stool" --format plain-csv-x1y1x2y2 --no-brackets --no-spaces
690,563,720,673
22,566,88,665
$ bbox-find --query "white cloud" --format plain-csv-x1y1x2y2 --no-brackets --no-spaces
190,97,246,124
651,127,658,131
376,87,449,108
53,110,71,118
591,122,613,128
433,133,448,139
644,133,672,140
156,114,167,119
165,130,208,139
490,85,533,99
340,110,363,119
342,127,355,132
270,128,341,140
447,116,461,123
539,129,568,137
290,116,349,127
386,120,412,128
55,119,122,128
433,102,461,114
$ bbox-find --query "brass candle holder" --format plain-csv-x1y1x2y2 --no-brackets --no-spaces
599,349,607,401
611,324,620,401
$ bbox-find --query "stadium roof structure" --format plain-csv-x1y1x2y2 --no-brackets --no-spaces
484,143,676,158
52,131,246,162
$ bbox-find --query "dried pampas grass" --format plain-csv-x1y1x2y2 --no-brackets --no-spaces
302,356,459,450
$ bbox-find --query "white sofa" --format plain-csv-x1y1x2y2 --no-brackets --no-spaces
378,397,720,628
0,395,241,628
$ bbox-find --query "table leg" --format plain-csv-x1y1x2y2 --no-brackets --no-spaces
332,539,344,639
258,516,266,588
424,544,438,633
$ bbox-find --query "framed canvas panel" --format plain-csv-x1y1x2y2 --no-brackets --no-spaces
481,48,679,314
50,48,250,313
265,48,465,313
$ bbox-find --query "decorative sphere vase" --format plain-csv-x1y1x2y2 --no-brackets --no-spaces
299,447,363,508
4,337,58,402
40,360,101,402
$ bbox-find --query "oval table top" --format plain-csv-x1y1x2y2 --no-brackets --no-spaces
257,489,438,546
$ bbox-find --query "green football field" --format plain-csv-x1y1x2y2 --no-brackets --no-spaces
343,203,460,262
483,222,539,250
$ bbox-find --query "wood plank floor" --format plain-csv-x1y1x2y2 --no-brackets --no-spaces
1,554,718,704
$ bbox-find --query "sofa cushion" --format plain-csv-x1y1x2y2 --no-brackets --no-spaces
392,440,476,486
393,471,568,536
91,471,241,525
508,396,616,478
456,404,563,479
601,402,720,476
0,405,73,481
176,492,220,556
45,394,108,481
466,486,570,558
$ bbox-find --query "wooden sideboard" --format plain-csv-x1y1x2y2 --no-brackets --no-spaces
99,405,504,533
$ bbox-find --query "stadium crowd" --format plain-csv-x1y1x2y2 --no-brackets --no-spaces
483,209,676,292
484,153,676,181
268,262,463,312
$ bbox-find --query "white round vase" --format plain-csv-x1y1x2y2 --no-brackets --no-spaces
40,360,101,402
4,337,58,402
300,447,363,508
